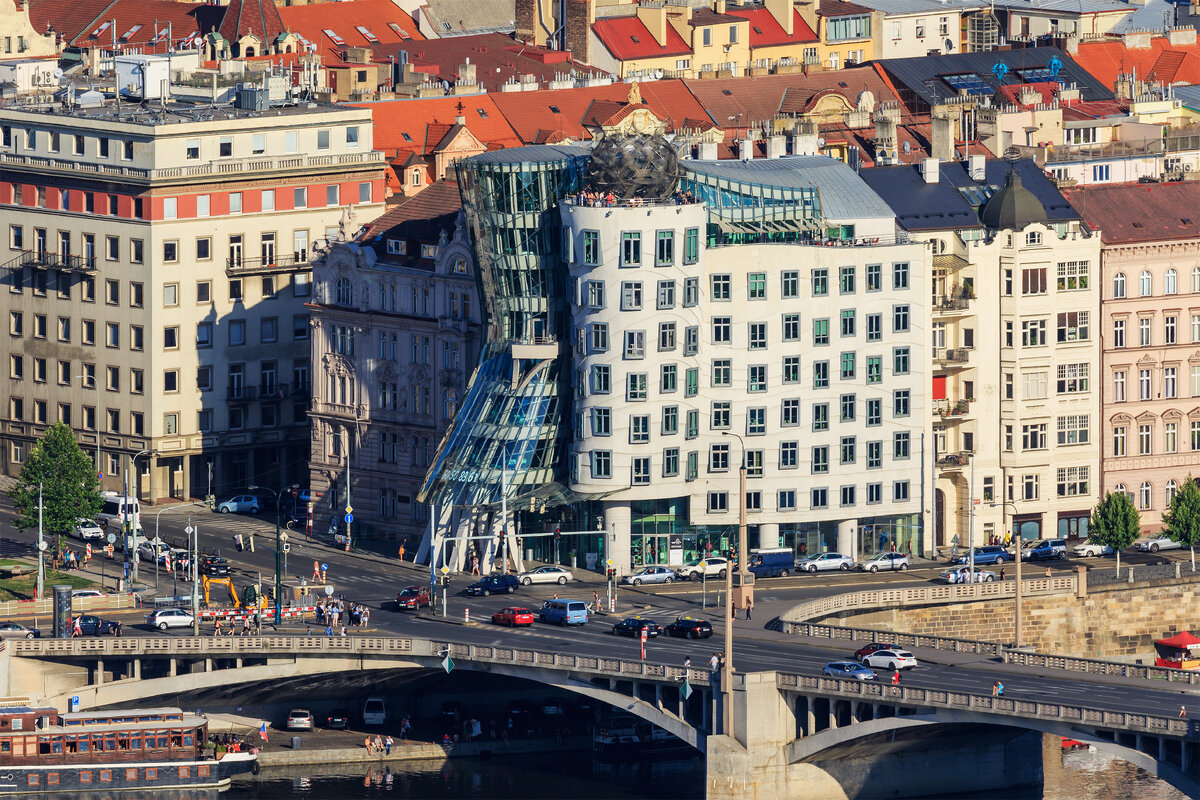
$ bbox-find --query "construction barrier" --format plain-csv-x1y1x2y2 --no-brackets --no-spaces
195,605,316,623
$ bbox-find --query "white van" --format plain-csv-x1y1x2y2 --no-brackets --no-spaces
98,493,141,534
362,697,387,726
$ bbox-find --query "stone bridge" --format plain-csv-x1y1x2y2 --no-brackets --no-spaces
2,636,1196,800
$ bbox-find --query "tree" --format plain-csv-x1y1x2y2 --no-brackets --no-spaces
1089,491,1141,575
1163,476,1200,572
8,422,102,536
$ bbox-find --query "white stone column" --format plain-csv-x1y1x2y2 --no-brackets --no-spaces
758,523,781,549
837,519,858,561
605,502,632,576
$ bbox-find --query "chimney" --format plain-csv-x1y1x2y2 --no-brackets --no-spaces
714,0,727,14
765,0,794,35
1169,27,1198,46
920,157,940,184
459,60,477,85
873,112,897,165
698,140,718,160
767,133,786,158
740,136,755,159
792,119,819,155
931,113,954,162
968,153,986,181
637,3,669,47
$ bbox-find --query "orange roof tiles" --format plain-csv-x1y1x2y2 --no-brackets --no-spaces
33,0,222,49
724,7,818,47
279,0,423,61
218,0,286,45
356,95,521,155
1073,36,1200,89
592,15,692,60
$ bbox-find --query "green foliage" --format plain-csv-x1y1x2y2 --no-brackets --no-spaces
7,422,102,534
1089,491,1141,551
1164,476,1200,548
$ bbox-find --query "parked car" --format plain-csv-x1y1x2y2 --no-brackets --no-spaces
71,589,106,601
137,541,172,563
517,566,574,586
611,617,661,638
663,617,713,639
1022,539,1068,561
394,586,431,610
853,642,896,660
798,552,855,572
621,566,674,585
217,495,261,515
541,700,565,717
951,546,1009,566
70,520,105,542
0,622,39,639
860,649,919,671
823,661,877,681
145,608,195,631
200,556,229,577
857,552,910,572
937,566,997,584
676,557,729,581
285,708,314,731
74,614,120,636
464,574,520,596
324,709,351,730
1073,540,1115,557
492,607,536,627
1135,536,1183,553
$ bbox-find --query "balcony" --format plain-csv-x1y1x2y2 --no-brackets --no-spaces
933,295,972,315
0,150,386,183
933,347,972,366
932,253,970,271
226,253,310,276
510,334,558,361
936,451,972,471
11,250,96,273
935,399,973,418
226,386,258,403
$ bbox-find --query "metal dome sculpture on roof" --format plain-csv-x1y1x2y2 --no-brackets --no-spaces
585,133,680,200
980,151,1048,230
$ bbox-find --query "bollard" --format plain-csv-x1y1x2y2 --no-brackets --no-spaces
464,607,470,624
1178,563,1182,580
609,597,615,613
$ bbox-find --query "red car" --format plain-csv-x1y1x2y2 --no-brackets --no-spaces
492,607,536,627
854,642,896,660
395,586,431,610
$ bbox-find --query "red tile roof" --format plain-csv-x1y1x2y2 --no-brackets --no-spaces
356,95,522,155
365,177,462,248
279,0,423,62
724,7,817,47
1073,37,1200,90
371,33,606,93
33,0,221,48
689,7,746,26
592,15,691,60
491,79,711,142
218,0,286,45
1063,182,1200,244
816,0,873,16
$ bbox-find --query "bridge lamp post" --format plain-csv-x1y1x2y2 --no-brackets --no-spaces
990,494,1022,648
719,431,751,739
720,432,753,610
249,484,294,626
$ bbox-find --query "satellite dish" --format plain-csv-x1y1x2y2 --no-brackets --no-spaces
52,68,63,79
817,137,825,147
945,38,954,51
903,141,912,154
653,69,664,79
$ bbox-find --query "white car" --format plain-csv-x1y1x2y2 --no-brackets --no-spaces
145,608,195,631
71,589,106,600
1072,541,1115,557
137,542,171,563
937,566,996,583
517,566,574,586
1134,536,1183,553
70,520,105,541
861,649,919,671
675,557,729,581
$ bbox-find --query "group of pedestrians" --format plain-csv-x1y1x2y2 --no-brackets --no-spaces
363,734,394,756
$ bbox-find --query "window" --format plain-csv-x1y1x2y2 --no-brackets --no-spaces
1166,366,1177,398
866,313,881,342
662,406,678,435
1113,426,1126,457
748,272,766,299
591,451,612,479
893,347,910,375
623,330,645,359
1113,272,1126,298
711,274,731,301
683,277,699,306
840,393,856,422
840,436,856,464
840,352,855,379
712,317,731,344
866,263,881,291
1022,266,1047,295
294,187,307,208
1056,363,1088,394
655,231,674,266
783,313,800,341
748,322,767,349
893,390,910,417
1093,164,1110,182
1022,474,1039,501
1139,368,1151,401
867,356,881,384
684,228,699,264
590,365,611,394
813,318,829,345
748,365,766,392
621,232,641,266
813,361,829,388
1138,481,1152,510
1139,317,1151,347
1167,315,1178,344
1139,423,1152,455
747,407,766,436
840,485,856,507
812,446,829,474
712,360,731,387
1113,319,1125,348
893,261,909,290
783,356,800,384
782,270,798,298
709,443,730,472
656,280,675,310
892,305,909,333
626,373,647,401
1140,270,1152,296
840,265,855,294
228,320,245,346
582,231,599,265
1057,415,1089,445
811,269,828,296
1022,319,1046,347
619,281,642,311
1166,422,1178,453
630,415,650,444
1113,371,1126,402
707,491,728,513
811,488,828,509
840,310,855,338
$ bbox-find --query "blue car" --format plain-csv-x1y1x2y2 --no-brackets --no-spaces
952,546,1008,566
464,574,520,596
823,661,877,681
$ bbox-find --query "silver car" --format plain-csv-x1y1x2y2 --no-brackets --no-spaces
798,552,855,572
856,552,911,573
1134,536,1182,553
517,566,574,586
621,566,675,585
937,566,997,583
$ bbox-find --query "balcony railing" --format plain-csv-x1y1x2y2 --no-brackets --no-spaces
934,295,971,312
936,399,972,417
934,347,971,364
226,386,258,402
226,253,310,273
15,251,97,272
936,451,972,469
0,150,386,182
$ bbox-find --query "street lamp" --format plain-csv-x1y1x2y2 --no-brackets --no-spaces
127,449,154,587
720,430,752,738
78,373,101,484
249,484,297,626
720,431,753,608
990,489,1022,648
154,502,206,591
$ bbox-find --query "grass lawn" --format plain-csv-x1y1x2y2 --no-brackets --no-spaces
0,558,96,601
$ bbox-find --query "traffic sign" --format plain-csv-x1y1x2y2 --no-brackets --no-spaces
440,566,450,575
345,505,353,514
321,563,328,571
280,532,289,542
184,526,194,535
324,586,334,595
699,560,707,569
106,533,117,544
344,513,353,524
37,541,47,552
681,680,693,700
442,654,455,674
606,558,614,567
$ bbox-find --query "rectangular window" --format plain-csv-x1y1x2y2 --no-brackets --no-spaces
621,232,641,266
783,313,800,341
655,230,674,266
656,280,675,310
748,365,767,392
582,231,599,265
840,310,856,337
1056,466,1089,497
813,318,829,345
748,322,767,349
893,262,909,289
1056,260,1089,291
683,277,699,306
748,272,766,299
712,317,731,344
812,268,828,296
840,352,855,380
1022,266,1047,295
866,263,881,291
626,373,647,401
813,361,829,389
1022,319,1047,347
1057,311,1090,342
780,441,798,469
782,398,800,426
781,270,799,298
783,356,800,384
711,274,731,300
1057,415,1089,445
620,281,642,311
840,265,855,294
684,228,699,264
892,305,909,333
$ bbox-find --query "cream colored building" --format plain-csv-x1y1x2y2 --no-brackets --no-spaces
0,99,385,502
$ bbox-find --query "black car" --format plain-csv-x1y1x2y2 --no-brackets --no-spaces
75,614,120,636
201,556,229,577
664,618,713,639
611,617,662,638
464,574,520,596
324,709,351,730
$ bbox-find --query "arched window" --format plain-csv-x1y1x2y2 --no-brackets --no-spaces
1139,270,1152,297
1026,231,1042,246
1114,483,1127,500
1139,481,1152,510
1113,272,1126,298
1193,266,1200,293
1167,479,1179,507
335,277,351,306
1166,269,1177,295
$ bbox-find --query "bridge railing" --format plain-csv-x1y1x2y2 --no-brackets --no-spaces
780,621,1003,656
779,576,1077,624
435,641,712,686
1004,650,1200,686
0,593,142,618
775,672,1193,738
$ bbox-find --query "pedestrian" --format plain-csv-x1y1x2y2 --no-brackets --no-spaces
745,597,753,621
708,653,719,672
373,735,383,753
999,567,1006,581
1045,566,1052,578
339,625,347,636
364,735,373,753
1181,705,1188,719
891,669,901,694
398,542,406,562
731,601,737,620
72,617,82,637
593,590,600,610
312,560,321,581
114,620,122,637
683,655,691,669
384,735,393,755
213,620,223,638
991,680,1000,697
242,617,251,636
324,625,334,636
996,681,1004,696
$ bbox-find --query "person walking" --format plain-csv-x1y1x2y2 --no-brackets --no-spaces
72,617,82,637
745,597,753,621
1181,705,1188,719
312,560,321,582
683,655,691,669
999,567,1006,581
398,542,406,562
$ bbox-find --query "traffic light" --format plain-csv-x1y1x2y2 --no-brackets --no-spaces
606,568,616,581
554,527,562,543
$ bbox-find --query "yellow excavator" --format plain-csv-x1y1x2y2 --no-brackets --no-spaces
201,576,268,610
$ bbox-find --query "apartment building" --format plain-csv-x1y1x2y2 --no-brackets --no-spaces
418,141,932,575
308,178,480,544
1065,182,1200,530
0,98,386,502
864,157,1102,548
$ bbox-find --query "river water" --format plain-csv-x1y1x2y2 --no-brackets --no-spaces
225,736,1187,799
